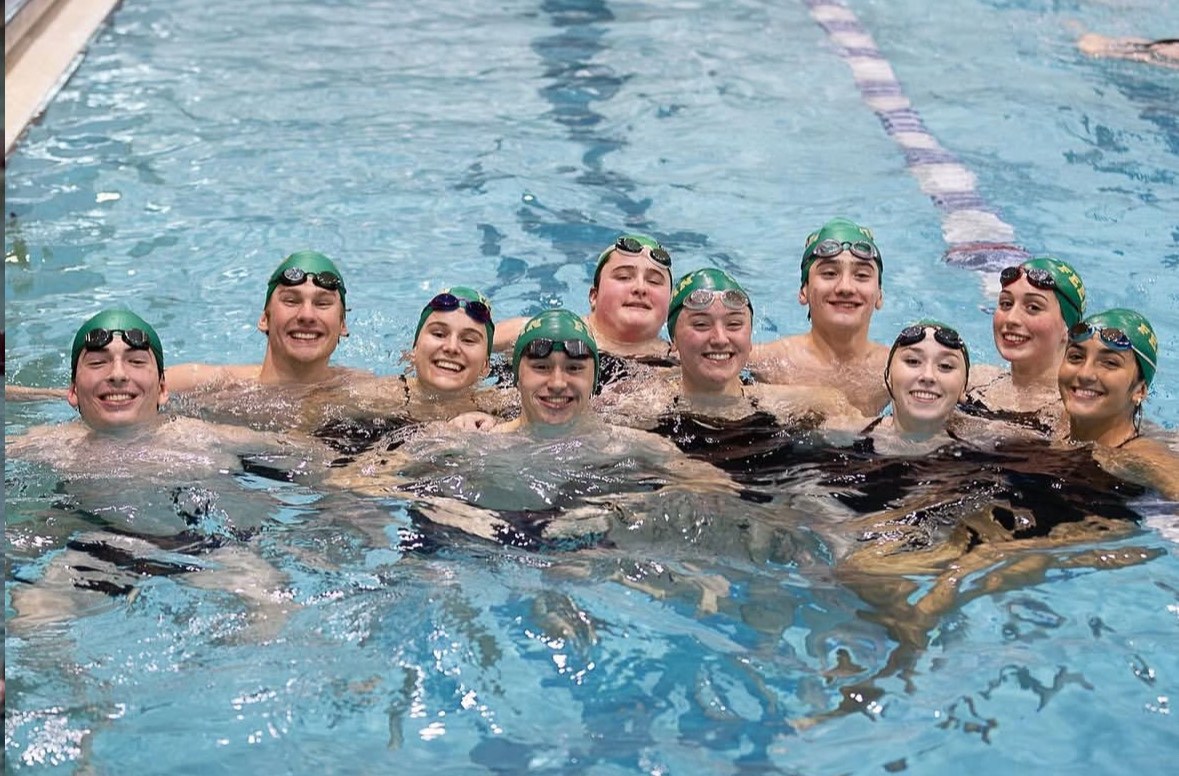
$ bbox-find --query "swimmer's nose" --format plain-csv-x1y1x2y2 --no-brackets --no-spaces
107,356,129,382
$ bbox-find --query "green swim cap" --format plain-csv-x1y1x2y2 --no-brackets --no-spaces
800,217,882,287
667,268,753,341
413,286,495,357
593,233,672,288
264,251,347,309
512,309,600,387
1020,257,1086,329
71,309,165,380
1080,309,1158,387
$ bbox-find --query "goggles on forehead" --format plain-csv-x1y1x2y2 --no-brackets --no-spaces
1069,322,1157,369
83,328,153,352
614,236,672,267
895,324,966,351
681,287,750,312
999,266,1081,314
521,338,595,360
426,293,492,325
810,239,879,262
277,267,345,293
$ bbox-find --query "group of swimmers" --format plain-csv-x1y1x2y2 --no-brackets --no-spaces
6,216,1177,501
8,216,1178,722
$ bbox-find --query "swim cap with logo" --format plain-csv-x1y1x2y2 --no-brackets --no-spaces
1020,257,1086,329
512,309,600,387
264,250,347,308
593,233,672,288
800,217,882,287
667,268,753,340
413,286,495,357
71,309,165,380
1080,308,1158,387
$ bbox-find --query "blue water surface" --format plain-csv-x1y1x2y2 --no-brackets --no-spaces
5,0,1179,774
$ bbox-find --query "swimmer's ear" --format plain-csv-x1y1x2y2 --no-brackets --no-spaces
67,382,80,411
1131,378,1148,406
797,285,809,308
874,288,884,311
158,376,169,410
588,285,598,312
257,310,270,334
479,355,491,379
340,318,349,339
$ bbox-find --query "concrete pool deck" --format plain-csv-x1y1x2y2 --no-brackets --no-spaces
4,0,121,159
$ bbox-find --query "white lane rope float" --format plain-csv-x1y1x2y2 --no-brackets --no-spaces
805,0,1032,272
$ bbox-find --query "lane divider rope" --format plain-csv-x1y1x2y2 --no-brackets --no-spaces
805,0,1031,271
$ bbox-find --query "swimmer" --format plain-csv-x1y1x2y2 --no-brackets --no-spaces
167,250,363,390
5,250,364,407
1058,309,1179,499
313,287,511,448
963,257,1086,434
492,234,676,385
6,309,314,630
1078,33,1179,69
608,268,859,428
750,217,890,416
328,309,737,506
858,321,971,453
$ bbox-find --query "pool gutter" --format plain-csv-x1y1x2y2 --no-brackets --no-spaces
4,0,121,160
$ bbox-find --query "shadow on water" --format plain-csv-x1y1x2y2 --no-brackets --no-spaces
467,0,710,308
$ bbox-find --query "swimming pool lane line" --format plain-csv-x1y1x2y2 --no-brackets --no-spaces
805,0,1032,272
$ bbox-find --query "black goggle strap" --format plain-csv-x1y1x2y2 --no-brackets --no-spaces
1000,266,1081,314
429,293,493,324
83,328,151,351
811,239,879,261
1069,324,1157,369
615,236,672,267
280,267,344,292
523,338,594,360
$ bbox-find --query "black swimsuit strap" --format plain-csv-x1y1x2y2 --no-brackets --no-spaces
860,415,885,435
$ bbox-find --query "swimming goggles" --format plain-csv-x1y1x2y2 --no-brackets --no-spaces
1068,322,1157,369
613,236,672,267
426,293,493,324
681,288,750,312
277,267,345,294
895,324,966,352
520,338,595,360
809,239,880,261
999,266,1081,314
82,328,153,352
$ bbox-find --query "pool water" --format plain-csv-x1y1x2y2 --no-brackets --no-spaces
5,0,1179,773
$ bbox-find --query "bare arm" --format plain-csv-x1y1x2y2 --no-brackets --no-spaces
164,363,260,393
1097,438,1179,501
4,384,69,402
492,316,528,353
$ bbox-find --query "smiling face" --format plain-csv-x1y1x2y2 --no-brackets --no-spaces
673,298,752,396
516,350,595,427
588,251,672,344
68,339,168,430
887,335,968,434
411,309,490,394
1058,337,1146,435
993,276,1068,371
799,252,883,332
258,279,347,369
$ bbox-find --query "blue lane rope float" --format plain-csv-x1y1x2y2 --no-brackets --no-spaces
805,0,1032,272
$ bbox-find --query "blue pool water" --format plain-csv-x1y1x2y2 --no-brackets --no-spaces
5,0,1179,773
